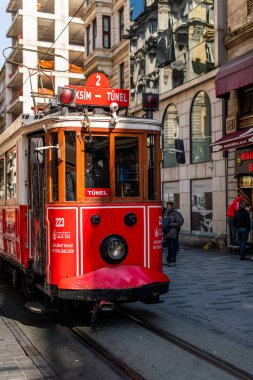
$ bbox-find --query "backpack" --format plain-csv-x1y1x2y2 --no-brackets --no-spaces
162,216,171,233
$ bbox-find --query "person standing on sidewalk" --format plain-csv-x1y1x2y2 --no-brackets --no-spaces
226,196,244,245
163,201,184,266
234,202,251,260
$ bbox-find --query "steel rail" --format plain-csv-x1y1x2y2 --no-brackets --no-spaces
116,308,253,380
50,313,144,380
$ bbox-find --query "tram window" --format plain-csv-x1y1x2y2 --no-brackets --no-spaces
148,135,155,200
50,133,58,201
65,132,76,201
0,158,4,200
84,137,109,192
6,150,16,200
115,137,139,197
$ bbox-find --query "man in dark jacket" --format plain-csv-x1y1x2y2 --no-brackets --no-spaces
163,201,184,266
234,203,251,260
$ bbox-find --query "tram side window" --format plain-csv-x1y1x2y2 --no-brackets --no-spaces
0,158,4,200
115,137,139,197
148,135,155,200
84,137,109,191
50,133,58,201
65,132,76,201
6,150,16,200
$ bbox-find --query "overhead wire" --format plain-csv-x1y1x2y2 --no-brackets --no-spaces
1,0,87,116
0,0,203,118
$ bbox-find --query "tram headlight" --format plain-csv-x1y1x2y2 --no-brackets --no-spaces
100,235,128,264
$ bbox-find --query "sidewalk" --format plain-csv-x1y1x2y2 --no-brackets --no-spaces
162,244,253,345
0,312,57,380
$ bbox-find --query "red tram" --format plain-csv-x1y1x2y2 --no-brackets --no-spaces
0,73,169,311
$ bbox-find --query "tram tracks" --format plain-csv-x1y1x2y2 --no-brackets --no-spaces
115,307,253,380
50,312,144,380
51,306,253,380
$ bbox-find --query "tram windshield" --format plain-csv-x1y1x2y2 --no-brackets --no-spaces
84,137,109,196
50,130,159,202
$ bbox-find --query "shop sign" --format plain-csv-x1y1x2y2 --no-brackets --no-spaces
235,148,253,174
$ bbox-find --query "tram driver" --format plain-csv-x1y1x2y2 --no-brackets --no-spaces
85,144,108,189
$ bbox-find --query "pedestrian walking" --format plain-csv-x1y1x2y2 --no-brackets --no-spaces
234,202,251,260
163,201,184,266
226,196,244,245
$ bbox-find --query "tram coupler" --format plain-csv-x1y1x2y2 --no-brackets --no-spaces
90,300,114,330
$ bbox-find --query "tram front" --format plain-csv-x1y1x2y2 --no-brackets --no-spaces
44,75,169,305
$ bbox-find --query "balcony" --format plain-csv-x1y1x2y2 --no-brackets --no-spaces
69,0,84,18
69,22,84,47
7,0,21,14
7,89,23,115
7,10,22,39
37,0,54,14
38,17,55,43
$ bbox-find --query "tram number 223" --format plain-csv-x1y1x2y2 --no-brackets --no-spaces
55,218,65,227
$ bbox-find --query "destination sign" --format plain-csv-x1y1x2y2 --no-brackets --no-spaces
68,72,129,107
69,86,129,107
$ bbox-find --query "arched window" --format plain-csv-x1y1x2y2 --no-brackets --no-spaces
162,104,179,168
190,91,211,163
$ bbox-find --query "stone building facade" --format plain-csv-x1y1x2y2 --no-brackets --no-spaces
83,0,130,90
129,0,227,247
212,0,253,244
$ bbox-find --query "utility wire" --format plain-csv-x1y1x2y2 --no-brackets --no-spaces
1,0,87,116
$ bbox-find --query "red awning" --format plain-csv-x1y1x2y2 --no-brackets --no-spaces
211,128,253,153
215,51,253,98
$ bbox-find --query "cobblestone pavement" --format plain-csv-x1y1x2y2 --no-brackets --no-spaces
0,246,253,379
162,245,253,345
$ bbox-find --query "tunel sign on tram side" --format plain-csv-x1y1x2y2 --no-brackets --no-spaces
69,72,129,108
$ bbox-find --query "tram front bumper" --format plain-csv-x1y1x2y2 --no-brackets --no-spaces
57,265,170,302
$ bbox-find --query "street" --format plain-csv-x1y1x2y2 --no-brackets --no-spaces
1,246,253,379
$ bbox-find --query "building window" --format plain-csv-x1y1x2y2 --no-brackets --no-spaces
119,62,125,88
162,181,180,209
87,25,91,55
92,18,97,50
119,7,124,41
247,0,253,15
191,178,213,235
162,104,179,168
103,16,111,48
190,91,211,164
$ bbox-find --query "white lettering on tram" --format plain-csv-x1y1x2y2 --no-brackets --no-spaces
87,190,108,196
107,92,127,102
77,90,92,100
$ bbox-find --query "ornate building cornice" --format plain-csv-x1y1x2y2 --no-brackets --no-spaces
224,21,253,49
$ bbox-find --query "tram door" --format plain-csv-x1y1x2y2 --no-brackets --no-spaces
28,136,46,275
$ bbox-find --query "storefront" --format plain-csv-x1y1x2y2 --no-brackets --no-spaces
235,147,253,206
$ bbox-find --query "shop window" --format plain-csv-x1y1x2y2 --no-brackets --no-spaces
0,157,4,200
190,91,211,164
162,104,179,168
162,181,180,209
6,150,16,200
191,178,213,235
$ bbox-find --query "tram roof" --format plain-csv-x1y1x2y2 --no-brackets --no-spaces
0,113,162,149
